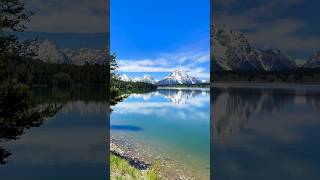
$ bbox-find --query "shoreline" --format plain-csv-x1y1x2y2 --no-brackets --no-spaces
110,140,150,170
110,137,195,180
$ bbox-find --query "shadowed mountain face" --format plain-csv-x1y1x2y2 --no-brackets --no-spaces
212,0,320,73
304,51,320,68
34,40,107,65
212,25,297,72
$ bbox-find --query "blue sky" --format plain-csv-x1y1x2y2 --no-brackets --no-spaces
111,0,210,80
214,0,320,62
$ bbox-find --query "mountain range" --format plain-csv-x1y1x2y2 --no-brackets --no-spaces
34,32,320,82
120,74,157,84
119,69,207,85
34,40,107,65
212,25,320,71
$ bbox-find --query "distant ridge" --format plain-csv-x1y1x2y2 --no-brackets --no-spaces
34,39,107,65
119,69,206,85
119,74,157,85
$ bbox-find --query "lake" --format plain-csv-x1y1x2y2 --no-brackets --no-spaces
110,88,210,179
211,83,320,180
0,86,108,180
2,83,317,179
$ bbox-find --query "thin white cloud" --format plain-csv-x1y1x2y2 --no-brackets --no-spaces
117,41,210,79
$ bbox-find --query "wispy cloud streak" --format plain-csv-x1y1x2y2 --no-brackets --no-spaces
118,40,210,79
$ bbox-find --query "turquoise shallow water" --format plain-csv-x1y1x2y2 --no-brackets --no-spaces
111,88,210,179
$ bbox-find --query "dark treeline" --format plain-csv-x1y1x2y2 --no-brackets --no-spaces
213,68,320,83
110,54,157,107
33,86,107,104
2,58,107,86
113,80,157,94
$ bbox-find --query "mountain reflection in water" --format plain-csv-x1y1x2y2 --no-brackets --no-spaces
211,84,320,180
129,88,210,105
111,88,210,179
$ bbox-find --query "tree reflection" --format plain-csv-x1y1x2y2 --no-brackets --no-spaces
0,81,62,165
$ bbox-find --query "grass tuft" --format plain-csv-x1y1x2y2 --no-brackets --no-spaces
110,154,162,180
146,160,161,180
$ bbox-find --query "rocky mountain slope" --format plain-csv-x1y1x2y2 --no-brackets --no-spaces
35,40,71,64
34,40,106,65
119,74,157,85
212,25,297,71
304,51,320,68
119,69,203,85
158,69,202,85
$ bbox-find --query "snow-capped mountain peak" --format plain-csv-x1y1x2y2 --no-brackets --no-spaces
133,74,157,84
119,74,157,84
35,39,70,64
34,40,106,65
212,25,297,71
170,69,187,77
304,50,320,68
119,70,203,85
158,69,202,85
119,74,131,82
163,69,189,84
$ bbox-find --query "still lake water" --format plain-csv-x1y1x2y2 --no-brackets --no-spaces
2,84,319,179
211,83,320,180
111,88,210,179
0,87,108,180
